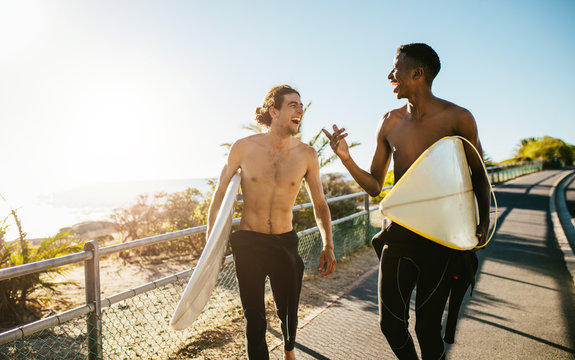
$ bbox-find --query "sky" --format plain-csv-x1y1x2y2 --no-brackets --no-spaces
1,0,574,236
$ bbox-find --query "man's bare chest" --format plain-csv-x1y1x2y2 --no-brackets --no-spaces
241,148,307,186
388,117,457,172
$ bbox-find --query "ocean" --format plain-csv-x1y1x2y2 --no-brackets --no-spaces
2,173,354,241
1,178,215,240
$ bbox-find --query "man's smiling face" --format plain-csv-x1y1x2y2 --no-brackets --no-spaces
275,93,303,135
388,52,414,99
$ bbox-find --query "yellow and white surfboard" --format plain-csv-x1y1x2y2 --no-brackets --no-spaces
380,136,494,250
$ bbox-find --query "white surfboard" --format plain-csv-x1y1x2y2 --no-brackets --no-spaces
170,172,241,330
380,137,479,250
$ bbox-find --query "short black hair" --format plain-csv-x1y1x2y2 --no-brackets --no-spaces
397,43,441,85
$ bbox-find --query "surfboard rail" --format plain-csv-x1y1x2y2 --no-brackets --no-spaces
170,172,241,330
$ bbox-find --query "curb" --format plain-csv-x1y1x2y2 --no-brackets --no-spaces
549,169,575,285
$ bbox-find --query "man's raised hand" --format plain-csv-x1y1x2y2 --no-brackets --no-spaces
322,125,350,161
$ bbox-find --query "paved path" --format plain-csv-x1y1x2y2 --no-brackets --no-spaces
270,169,575,359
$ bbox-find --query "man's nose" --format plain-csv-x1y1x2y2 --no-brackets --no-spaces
387,71,393,80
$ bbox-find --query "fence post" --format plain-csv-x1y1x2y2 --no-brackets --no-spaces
364,194,371,244
84,240,102,360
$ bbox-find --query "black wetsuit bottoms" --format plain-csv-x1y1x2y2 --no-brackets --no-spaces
230,230,304,360
375,222,452,360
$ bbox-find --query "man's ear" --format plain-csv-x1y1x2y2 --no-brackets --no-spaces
413,67,424,81
269,105,278,119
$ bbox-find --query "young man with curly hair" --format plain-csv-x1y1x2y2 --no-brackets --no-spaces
324,43,490,359
207,85,337,360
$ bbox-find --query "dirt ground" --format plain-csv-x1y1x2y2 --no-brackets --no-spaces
28,212,384,358
31,241,379,359
37,250,201,314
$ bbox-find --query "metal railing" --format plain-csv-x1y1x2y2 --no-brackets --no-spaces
0,191,381,359
0,160,542,359
486,160,543,184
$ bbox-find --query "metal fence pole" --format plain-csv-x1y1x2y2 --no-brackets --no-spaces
364,194,371,244
84,240,102,360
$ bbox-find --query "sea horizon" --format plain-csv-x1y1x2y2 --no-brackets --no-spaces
2,173,353,241
1,177,216,241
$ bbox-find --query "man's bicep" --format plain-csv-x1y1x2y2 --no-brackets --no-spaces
304,151,327,205
457,111,485,171
370,123,392,185
216,142,242,191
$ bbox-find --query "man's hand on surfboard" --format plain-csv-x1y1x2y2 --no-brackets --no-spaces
322,125,350,161
476,222,489,248
318,247,336,277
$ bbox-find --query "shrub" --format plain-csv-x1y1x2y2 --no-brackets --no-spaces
0,206,83,325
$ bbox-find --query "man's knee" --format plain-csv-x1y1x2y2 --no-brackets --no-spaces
244,308,266,335
414,316,441,339
379,312,409,346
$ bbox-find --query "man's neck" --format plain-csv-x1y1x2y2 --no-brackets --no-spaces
406,88,438,120
266,128,293,149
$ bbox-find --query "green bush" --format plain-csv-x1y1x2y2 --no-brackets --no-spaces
0,207,83,325
514,136,574,165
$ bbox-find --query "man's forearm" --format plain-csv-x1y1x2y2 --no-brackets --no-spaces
341,157,383,197
472,172,491,226
206,192,225,238
314,202,333,249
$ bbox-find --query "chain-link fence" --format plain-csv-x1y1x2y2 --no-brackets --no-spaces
1,210,379,360
1,160,543,359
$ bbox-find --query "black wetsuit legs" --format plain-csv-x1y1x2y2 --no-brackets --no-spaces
377,223,451,360
231,230,304,360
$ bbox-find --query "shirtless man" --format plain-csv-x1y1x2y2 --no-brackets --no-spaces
323,43,490,359
207,85,337,360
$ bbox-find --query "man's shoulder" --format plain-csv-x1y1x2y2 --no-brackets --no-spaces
228,134,265,159
382,105,407,122
437,99,478,136
233,133,264,147
292,138,316,155
439,99,474,120
378,106,406,136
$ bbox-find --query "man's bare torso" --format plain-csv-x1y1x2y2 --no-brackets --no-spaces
382,101,469,181
236,134,311,234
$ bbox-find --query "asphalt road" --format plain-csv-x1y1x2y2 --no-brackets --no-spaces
269,169,575,359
